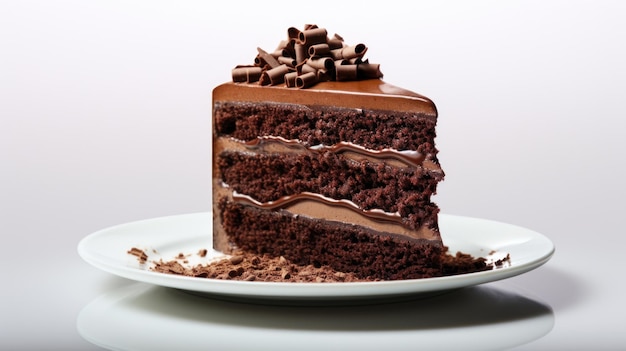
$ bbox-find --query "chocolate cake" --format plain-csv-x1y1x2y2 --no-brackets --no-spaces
212,25,480,281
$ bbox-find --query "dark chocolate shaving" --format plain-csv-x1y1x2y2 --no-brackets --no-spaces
336,64,358,81
307,56,334,70
298,27,327,46
295,72,317,89
287,27,301,40
256,47,281,69
285,71,298,87
278,56,297,67
232,66,263,83
230,25,383,88
308,43,330,56
328,36,344,50
294,43,307,64
330,44,367,60
357,63,383,79
260,64,291,86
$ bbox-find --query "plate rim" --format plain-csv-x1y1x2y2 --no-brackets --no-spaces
78,212,555,300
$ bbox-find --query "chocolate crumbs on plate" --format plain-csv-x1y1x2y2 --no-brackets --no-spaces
127,247,148,264
129,247,507,283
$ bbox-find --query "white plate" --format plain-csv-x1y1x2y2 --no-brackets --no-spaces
78,213,554,304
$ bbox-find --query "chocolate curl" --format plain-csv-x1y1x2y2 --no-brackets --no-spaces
349,57,367,65
328,38,344,50
287,27,301,40
295,72,318,89
275,39,290,52
232,66,263,83
335,64,358,81
260,64,290,85
294,43,308,65
316,69,333,82
275,39,295,58
256,47,281,68
308,43,330,57
271,49,288,58
330,43,368,60
284,71,298,87
357,63,383,79
298,27,327,46
284,39,296,58
307,56,334,70
297,63,316,75
230,25,384,88
278,56,297,67
334,59,350,68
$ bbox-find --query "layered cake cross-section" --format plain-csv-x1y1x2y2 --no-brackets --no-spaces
212,25,486,280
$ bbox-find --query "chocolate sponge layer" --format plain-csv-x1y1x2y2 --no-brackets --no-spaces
218,151,441,230
214,102,439,159
218,200,446,280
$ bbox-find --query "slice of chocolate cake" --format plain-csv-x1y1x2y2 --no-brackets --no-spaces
213,25,450,280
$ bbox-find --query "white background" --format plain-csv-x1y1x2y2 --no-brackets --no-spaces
2,0,625,349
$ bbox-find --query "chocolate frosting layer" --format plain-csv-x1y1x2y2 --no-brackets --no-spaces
224,189,439,241
233,191,401,223
244,136,427,168
214,134,442,229
213,79,437,116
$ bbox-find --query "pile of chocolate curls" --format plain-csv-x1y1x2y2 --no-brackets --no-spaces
232,24,383,89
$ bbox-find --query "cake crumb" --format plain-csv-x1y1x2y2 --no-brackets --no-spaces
493,253,512,267
127,247,148,264
145,247,500,283
152,250,370,282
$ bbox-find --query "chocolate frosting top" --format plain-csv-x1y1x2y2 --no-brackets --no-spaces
213,79,437,116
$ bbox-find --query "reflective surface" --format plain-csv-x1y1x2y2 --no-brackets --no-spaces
78,282,554,351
